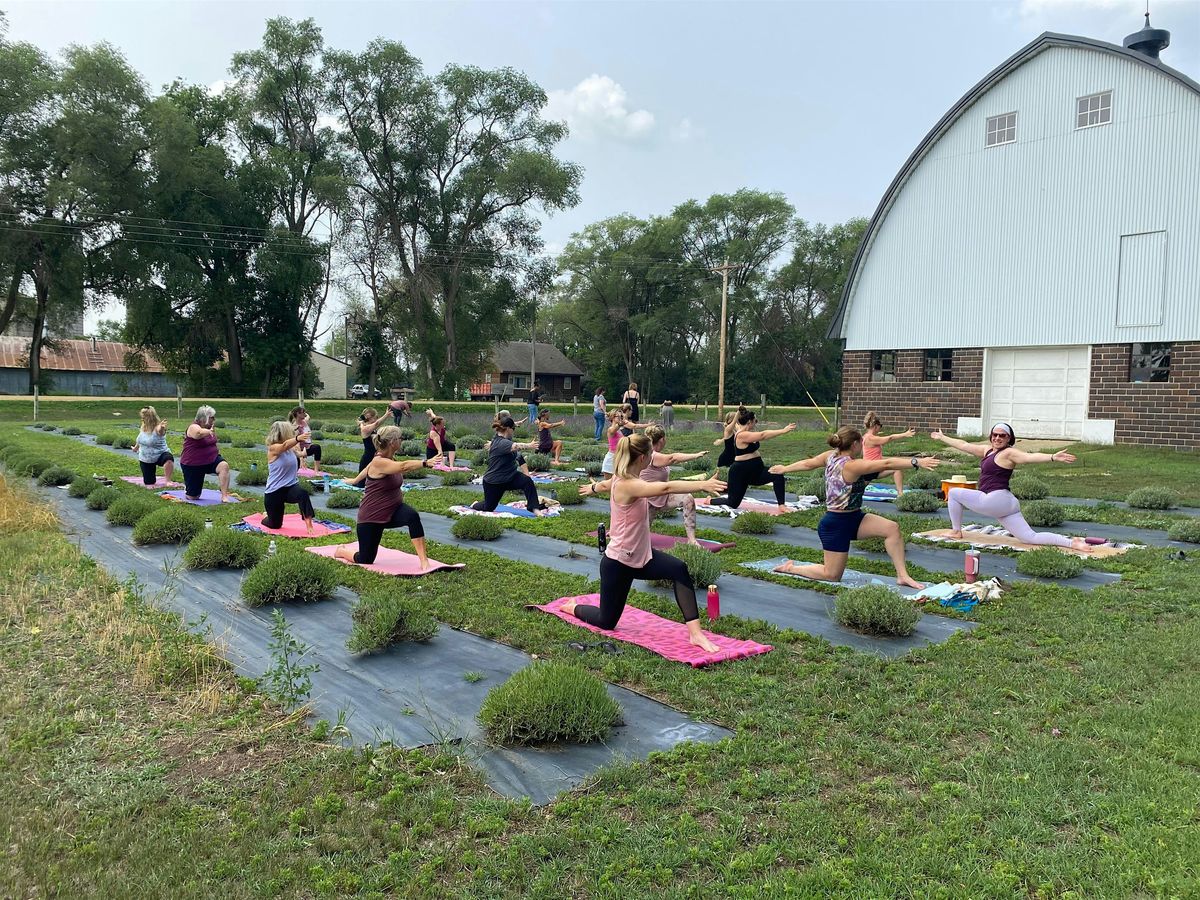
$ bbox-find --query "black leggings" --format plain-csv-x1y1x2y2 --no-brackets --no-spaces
575,551,699,630
139,451,173,485
263,483,315,529
711,457,786,508
472,474,543,513
355,504,425,564
425,441,455,458
304,444,322,462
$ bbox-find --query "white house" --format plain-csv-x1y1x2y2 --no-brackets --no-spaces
831,20,1199,449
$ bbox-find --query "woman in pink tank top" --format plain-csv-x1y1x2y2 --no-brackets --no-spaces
862,411,916,496
568,434,726,653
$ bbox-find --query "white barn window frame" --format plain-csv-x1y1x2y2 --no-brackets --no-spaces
870,350,897,383
985,111,1017,147
1076,90,1113,129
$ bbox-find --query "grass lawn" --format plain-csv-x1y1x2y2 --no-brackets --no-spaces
2,416,1199,896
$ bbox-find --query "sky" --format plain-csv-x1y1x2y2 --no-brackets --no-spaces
3,0,1197,332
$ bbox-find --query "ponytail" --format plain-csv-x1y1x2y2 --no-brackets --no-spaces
827,426,862,452
735,405,755,426
613,433,652,478
862,411,882,432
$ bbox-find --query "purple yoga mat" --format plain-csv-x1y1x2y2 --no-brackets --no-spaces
159,489,245,506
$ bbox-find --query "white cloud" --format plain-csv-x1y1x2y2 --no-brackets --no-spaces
546,74,655,142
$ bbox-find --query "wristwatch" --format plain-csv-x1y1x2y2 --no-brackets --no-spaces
911,456,919,469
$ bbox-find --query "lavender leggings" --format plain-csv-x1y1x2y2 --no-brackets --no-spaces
947,488,1072,548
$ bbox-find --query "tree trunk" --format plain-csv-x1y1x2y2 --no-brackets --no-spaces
287,361,302,398
223,306,243,387
368,356,377,398
0,261,23,336
27,270,50,396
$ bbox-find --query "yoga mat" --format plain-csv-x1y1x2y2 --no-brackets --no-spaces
864,485,898,502
696,497,816,516
298,467,323,478
240,513,351,538
585,531,735,553
914,528,1136,559
120,476,182,489
529,472,576,484
326,479,363,492
535,595,772,667
448,503,561,519
159,489,246,506
307,543,464,576
431,463,472,473
740,557,927,596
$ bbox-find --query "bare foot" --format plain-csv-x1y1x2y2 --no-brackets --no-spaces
690,632,720,654
777,504,789,514
687,538,701,547
897,574,925,589
560,598,578,616
773,560,807,575
333,545,356,562
1070,537,1093,553
947,530,963,540
306,524,315,536
419,559,431,571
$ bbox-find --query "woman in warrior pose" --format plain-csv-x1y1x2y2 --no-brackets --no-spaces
356,408,382,473
639,424,707,545
708,407,796,512
133,405,174,485
288,406,321,473
424,409,457,468
534,410,567,465
566,434,726,651
769,426,940,588
470,416,550,515
931,423,1090,551
862,412,914,496
180,405,232,502
335,426,441,569
263,420,315,534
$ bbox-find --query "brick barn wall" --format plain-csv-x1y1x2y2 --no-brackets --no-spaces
1088,343,1200,450
840,349,984,433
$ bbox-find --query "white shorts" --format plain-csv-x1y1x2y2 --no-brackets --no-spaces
601,451,615,475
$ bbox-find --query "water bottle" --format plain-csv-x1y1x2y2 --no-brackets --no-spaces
707,584,720,620
250,462,257,471
964,549,980,584
268,539,277,558
596,523,607,554
324,473,332,492
204,517,213,530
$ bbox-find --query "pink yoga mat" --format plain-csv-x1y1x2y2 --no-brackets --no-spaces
241,513,350,538
120,476,182,489
697,498,794,516
585,531,735,553
306,543,465,576
535,594,772,667
298,467,323,478
431,463,472,472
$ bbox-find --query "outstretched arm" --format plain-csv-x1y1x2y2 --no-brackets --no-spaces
619,473,726,499
844,455,940,479
372,455,440,475
930,430,990,458
769,449,833,475
1000,448,1075,467
737,423,798,444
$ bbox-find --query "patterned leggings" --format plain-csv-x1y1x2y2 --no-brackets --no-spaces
649,494,696,532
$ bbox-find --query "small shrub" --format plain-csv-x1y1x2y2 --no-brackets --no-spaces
470,450,488,468
1010,473,1049,501
308,419,323,431
835,586,921,636
456,434,485,450
400,439,425,458
853,536,887,553
31,421,46,428
68,476,101,498
440,470,472,487
85,485,122,511
64,427,82,435
571,443,603,462
584,462,603,477
1023,500,1066,527
214,419,227,428
478,661,621,746
347,593,438,653
321,447,346,466
95,432,124,446
1016,547,1084,579
184,528,264,569
132,506,203,545
895,491,943,513
236,466,268,486
526,453,552,472
906,469,941,490
41,424,57,431
38,466,75,487
309,430,325,441
451,515,505,541
105,495,160,527
234,439,257,449
241,552,338,606
796,474,826,503
555,483,583,505
731,511,775,534
324,423,347,433
7,455,36,476
1167,519,1200,544
22,457,52,478
666,542,723,588
1126,486,1178,510
684,455,711,472
216,435,233,445
327,489,362,508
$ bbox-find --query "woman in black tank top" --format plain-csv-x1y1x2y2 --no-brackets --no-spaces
709,408,797,511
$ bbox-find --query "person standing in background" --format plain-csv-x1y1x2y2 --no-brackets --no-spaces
527,382,542,432
660,400,675,432
592,386,607,441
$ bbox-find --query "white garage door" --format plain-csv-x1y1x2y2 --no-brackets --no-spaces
986,347,1089,440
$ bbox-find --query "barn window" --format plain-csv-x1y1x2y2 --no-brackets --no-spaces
924,349,953,382
512,375,526,390
1130,343,1171,383
870,351,897,383
1076,91,1112,129
985,112,1017,147
563,376,572,390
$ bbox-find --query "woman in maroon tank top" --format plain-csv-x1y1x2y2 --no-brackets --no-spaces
932,423,1092,552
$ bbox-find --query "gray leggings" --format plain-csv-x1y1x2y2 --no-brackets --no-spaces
947,488,1072,548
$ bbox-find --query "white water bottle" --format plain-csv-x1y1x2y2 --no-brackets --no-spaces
268,539,277,558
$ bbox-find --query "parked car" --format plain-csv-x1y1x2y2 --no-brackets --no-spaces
349,383,382,400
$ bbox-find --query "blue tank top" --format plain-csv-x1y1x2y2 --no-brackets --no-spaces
266,449,300,493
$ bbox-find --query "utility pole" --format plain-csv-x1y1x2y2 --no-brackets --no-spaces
711,259,742,420
530,307,536,390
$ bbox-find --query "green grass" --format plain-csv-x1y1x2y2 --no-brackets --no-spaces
2,422,1200,895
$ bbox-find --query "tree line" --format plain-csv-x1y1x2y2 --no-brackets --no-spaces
0,13,863,403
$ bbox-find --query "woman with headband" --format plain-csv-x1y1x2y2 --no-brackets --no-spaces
931,423,1091,552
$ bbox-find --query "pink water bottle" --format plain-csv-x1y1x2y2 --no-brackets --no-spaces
964,550,980,584
706,584,720,620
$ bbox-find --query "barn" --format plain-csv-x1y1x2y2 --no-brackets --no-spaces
830,20,1199,449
